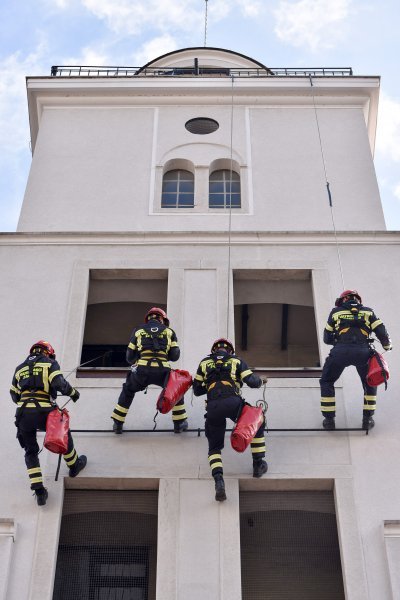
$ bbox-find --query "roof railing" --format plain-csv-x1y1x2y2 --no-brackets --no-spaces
49,65,353,78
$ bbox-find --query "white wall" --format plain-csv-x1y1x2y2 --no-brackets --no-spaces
19,81,384,233
0,233,399,599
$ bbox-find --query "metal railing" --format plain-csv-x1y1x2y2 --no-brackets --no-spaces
50,65,353,78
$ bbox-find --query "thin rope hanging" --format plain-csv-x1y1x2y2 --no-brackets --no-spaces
204,0,209,47
309,75,345,290
226,74,235,338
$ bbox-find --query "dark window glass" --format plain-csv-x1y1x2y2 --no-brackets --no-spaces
209,170,241,209
209,194,225,208
179,181,194,193
162,170,194,208
162,181,177,193
185,117,220,134
53,490,158,600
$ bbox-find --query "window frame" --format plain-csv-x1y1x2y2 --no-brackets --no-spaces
209,169,241,209
161,169,195,209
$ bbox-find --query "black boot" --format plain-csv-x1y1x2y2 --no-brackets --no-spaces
322,416,336,430
174,419,188,434
253,459,268,478
69,455,87,478
362,416,375,431
214,474,227,502
112,419,124,434
35,487,48,506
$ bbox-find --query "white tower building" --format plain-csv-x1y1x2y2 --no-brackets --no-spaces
0,47,399,600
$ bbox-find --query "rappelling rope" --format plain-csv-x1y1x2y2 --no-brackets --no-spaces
226,74,235,337
309,75,345,289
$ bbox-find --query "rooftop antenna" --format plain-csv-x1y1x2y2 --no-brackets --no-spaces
204,0,209,47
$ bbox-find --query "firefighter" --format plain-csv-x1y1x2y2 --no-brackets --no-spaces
111,307,188,433
193,338,267,502
320,290,392,431
10,340,87,506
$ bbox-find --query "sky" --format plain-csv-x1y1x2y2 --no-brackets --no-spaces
1,0,400,231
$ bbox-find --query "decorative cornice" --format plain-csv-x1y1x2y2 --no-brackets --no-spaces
1,230,399,246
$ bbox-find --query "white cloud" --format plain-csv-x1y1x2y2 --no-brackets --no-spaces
53,0,72,7
0,44,50,231
82,0,203,35
376,92,400,163
273,0,352,51
0,42,48,154
40,0,77,10
81,0,261,36
61,44,111,66
394,183,400,201
236,0,262,18
133,35,178,67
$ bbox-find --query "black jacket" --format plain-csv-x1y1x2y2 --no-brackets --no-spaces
126,319,180,368
323,300,391,348
10,354,73,408
193,351,261,398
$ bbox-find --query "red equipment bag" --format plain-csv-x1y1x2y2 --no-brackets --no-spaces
367,351,389,389
44,408,69,454
157,369,193,414
231,404,264,453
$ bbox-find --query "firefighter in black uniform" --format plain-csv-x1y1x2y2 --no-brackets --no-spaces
111,307,188,433
10,340,87,506
193,338,267,502
320,290,392,431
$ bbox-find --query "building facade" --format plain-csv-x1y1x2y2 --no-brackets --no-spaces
0,47,399,599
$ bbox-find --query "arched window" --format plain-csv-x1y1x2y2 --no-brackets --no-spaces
161,170,194,208
209,170,241,209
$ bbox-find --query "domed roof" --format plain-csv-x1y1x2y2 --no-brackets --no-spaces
136,47,272,75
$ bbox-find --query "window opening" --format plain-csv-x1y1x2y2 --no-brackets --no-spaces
81,269,168,369
161,169,194,208
233,269,320,369
240,490,345,600
185,117,219,134
209,169,241,208
53,489,158,600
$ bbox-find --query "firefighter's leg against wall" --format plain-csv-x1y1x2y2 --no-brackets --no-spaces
111,370,145,433
205,402,227,502
172,397,188,433
319,349,346,430
63,430,87,477
251,420,268,478
17,411,48,505
18,427,48,506
21,430,43,488
356,358,377,430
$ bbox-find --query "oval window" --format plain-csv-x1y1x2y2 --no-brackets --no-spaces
185,117,219,135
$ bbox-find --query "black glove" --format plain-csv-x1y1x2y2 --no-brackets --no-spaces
70,388,80,402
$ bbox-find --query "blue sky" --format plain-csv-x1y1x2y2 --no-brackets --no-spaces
1,0,400,231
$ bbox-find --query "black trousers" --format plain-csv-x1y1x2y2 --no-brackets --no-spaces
206,395,266,476
118,366,170,408
319,343,377,417
16,409,77,490
112,366,187,424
